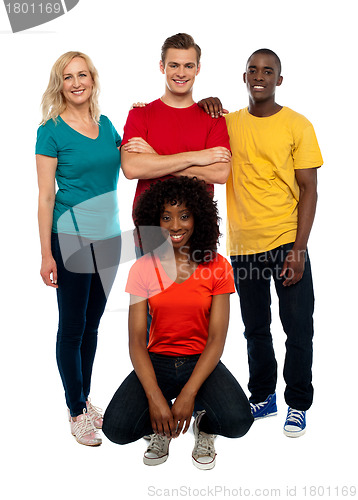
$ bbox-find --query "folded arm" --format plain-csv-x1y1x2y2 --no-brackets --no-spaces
121,137,231,183
172,158,231,184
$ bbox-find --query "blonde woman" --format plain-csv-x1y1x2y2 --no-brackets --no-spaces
36,52,121,446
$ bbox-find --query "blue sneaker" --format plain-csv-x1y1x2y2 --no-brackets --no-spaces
283,407,306,437
250,393,277,420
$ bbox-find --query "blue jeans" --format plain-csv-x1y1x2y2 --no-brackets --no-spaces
230,243,314,411
102,353,253,444
52,232,120,417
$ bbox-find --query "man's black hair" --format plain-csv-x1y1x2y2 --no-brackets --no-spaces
247,48,282,75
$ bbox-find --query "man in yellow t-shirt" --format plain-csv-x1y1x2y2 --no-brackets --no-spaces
199,49,323,438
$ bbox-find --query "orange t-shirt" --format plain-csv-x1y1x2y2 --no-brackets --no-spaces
125,253,235,356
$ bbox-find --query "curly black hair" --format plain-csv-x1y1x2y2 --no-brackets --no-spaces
134,177,221,263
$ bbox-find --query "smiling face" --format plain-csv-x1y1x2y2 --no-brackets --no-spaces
244,52,283,104
160,48,200,101
62,56,93,108
160,201,194,251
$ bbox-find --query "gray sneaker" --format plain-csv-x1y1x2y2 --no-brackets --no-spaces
192,411,216,470
143,434,171,466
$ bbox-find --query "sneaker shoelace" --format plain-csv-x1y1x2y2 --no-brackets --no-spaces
87,399,103,420
193,432,216,458
147,434,169,455
286,409,305,425
73,411,97,439
250,401,267,411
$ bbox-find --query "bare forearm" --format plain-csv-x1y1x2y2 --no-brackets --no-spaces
121,145,231,181
170,335,227,436
121,150,197,180
129,341,162,399
181,337,226,398
294,187,317,251
291,167,318,252
130,337,176,436
173,160,231,185
38,198,55,258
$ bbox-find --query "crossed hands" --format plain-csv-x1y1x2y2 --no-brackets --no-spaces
148,389,195,439
123,137,231,164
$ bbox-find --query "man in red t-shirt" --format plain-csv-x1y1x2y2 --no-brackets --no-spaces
120,33,232,211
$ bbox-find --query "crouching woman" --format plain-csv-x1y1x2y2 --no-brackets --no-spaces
102,176,253,469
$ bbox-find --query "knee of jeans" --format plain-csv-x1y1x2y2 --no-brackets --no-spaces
57,319,86,339
280,312,314,339
223,409,254,438
83,324,99,337
102,414,132,445
244,324,271,340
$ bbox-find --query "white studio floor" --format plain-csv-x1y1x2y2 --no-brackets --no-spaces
3,269,356,498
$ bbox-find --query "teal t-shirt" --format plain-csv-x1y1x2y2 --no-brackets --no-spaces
36,115,121,239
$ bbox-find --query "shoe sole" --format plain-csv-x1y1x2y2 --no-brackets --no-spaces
74,436,102,446
283,427,306,438
71,428,102,446
143,454,169,466
254,411,277,421
192,456,216,470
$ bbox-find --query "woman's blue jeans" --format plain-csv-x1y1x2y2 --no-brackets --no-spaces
52,232,120,417
230,243,314,411
102,353,253,444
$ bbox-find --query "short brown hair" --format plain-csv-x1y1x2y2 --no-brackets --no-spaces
161,33,201,65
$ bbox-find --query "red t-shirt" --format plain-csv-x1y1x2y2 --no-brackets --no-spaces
121,99,231,210
125,252,235,356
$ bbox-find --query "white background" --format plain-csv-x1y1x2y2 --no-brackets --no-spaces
1,0,357,498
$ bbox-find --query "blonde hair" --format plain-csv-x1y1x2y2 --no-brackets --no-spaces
40,51,100,125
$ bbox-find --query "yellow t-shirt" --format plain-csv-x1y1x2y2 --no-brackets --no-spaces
225,107,323,255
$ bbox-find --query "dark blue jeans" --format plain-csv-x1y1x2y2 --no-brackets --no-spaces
102,353,253,444
231,243,314,411
52,232,120,417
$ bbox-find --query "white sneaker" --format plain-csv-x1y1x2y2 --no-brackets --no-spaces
71,409,102,446
86,398,103,429
192,411,216,470
143,434,171,466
